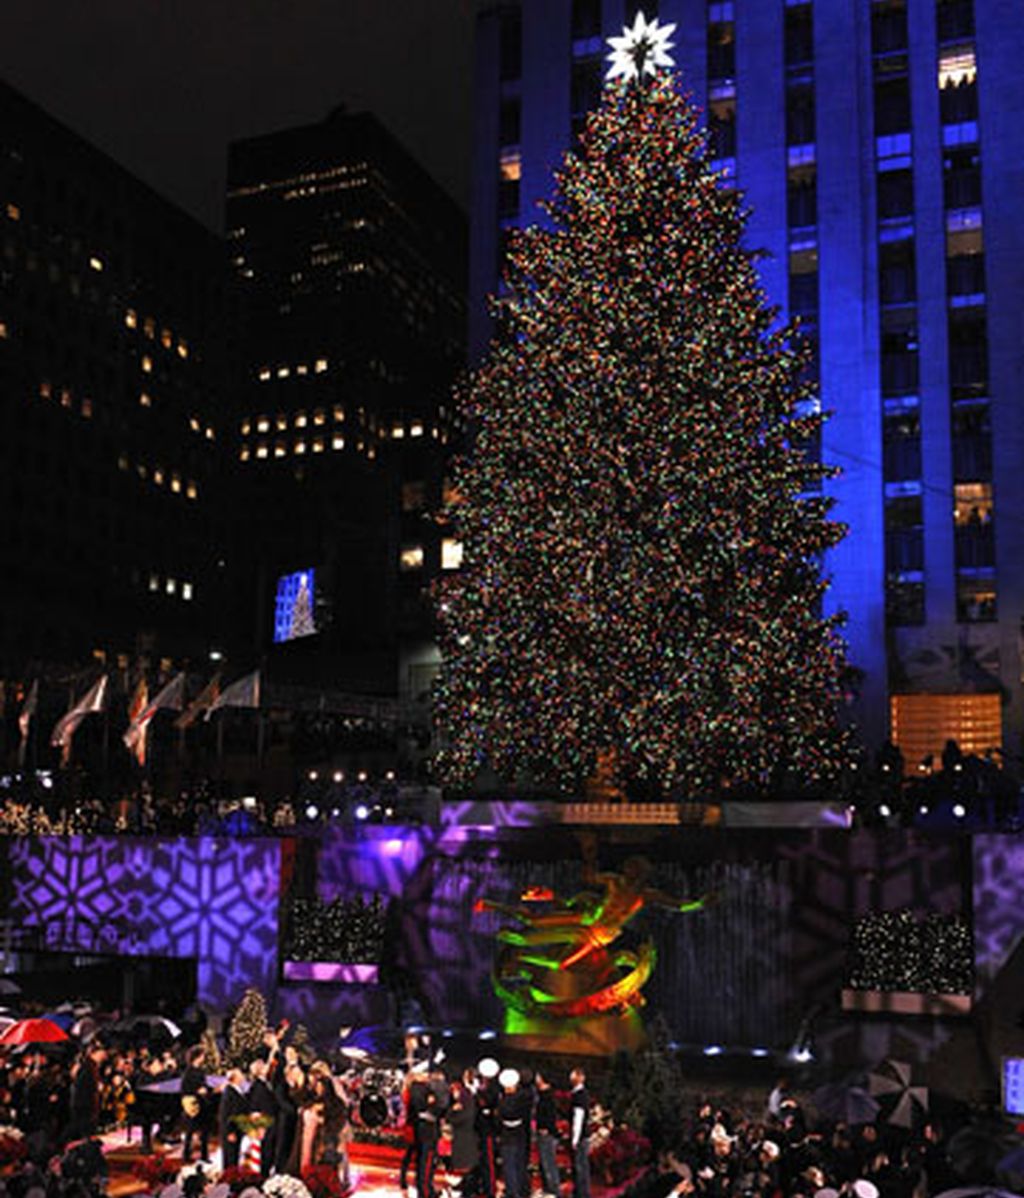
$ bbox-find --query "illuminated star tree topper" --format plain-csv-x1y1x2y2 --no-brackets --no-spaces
606,11,677,83
434,54,855,799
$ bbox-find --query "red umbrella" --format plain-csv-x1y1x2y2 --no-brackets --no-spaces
0,1018,70,1044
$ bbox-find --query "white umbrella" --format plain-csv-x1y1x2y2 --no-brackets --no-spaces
935,1189,1024,1198
868,1058,928,1129
0,979,21,996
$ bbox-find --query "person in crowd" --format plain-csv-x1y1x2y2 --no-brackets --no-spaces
66,1042,105,1143
180,1045,211,1163
218,1067,248,1170
475,1057,501,1198
409,1069,445,1198
498,1068,531,1198
534,1069,561,1198
448,1072,479,1185
248,1057,278,1179
271,1060,305,1176
570,1066,591,1198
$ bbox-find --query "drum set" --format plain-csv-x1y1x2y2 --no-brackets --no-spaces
339,1059,406,1130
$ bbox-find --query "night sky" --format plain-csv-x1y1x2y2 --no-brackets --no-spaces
0,0,475,231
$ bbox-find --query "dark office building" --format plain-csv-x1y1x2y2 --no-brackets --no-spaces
0,80,230,678
470,0,1024,764
225,106,466,697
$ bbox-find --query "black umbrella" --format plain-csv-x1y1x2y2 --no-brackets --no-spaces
811,1082,881,1126
947,1116,1021,1184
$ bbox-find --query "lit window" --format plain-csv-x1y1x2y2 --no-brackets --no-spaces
296,363,309,375
39,381,52,399
294,440,307,455
392,423,405,439
182,581,193,601
259,367,271,381
205,426,214,440
148,574,160,592
257,416,270,433
189,416,201,432
60,388,72,409
891,691,999,762
410,420,424,437
239,446,250,462
294,411,307,428
953,481,993,525
170,474,182,493
400,545,425,571
257,444,269,459
241,418,251,435
368,445,376,461
332,435,345,450
141,355,153,373
81,398,93,418
143,317,155,339
177,340,188,359
272,441,285,458
315,358,328,373
153,467,164,486
5,203,20,221
89,256,103,272
125,309,138,329
938,46,976,90
139,392,152,407
312,437,325,453
333,404,345,422
137,463,148,479
166,578,177,595
500,150,522,182
313,408,326,425
277,365,290,378
186,481,198,499
118,455,129,471
161,328,173,349
442,538,465,570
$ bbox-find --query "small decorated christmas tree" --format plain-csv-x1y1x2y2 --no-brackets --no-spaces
227,987,268,1067
434,13,853,799
288,573,316,639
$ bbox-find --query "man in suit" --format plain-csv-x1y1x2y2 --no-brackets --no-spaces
218,1069,248,1170
247,1058,278,1179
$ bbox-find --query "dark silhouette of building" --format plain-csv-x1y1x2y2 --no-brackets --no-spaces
225,105,466,697
0,79,232,678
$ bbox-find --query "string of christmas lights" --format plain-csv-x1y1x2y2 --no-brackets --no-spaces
433,72,855,797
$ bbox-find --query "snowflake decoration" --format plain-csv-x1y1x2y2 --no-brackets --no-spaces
606,11,677,83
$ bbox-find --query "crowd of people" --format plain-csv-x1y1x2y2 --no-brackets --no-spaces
0,1011,996,1198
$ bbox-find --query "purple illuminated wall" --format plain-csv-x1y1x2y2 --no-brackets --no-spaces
972,834,1024,993
8,836,281,1010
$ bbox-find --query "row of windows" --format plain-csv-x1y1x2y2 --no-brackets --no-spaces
146,572,195,601
400,539,464,573
257,358,329,381
116,454,200,499
124,309,189,358
243,407,344,434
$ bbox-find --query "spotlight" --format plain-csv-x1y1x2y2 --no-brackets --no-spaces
442,1028,454,1038
385,769,396,781
478,1029,497,1041
791,1047,814,1063
358,770,368,783
954,763,963,772
953,803,966,819
879,803,891,819
703,1044,724,1056
308,769,319,782
241,795,257,810
333,770,344,783
384,806,394,817
330,807,341,819
918,803,929,816
355,804,369,821
209,648,224,662
751,1047,769,1058
305,804,319,821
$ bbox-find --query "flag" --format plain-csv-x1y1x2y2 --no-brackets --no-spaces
17,680,38,767
174,673,221,730
124,672,185,767
51,675,107,767
122,678,149,765
204,669,260,720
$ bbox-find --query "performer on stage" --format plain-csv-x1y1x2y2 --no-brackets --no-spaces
217,1069,247,1170
181,1046,210,1164
498,1069,531,1198
569,1067,591,1198
474,1059,501,1198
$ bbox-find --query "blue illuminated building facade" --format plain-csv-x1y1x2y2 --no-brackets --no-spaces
470,0,1024,764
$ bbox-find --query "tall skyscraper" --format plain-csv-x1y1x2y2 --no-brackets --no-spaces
470,0,1024,764
0,80,230,677
225,107,466,694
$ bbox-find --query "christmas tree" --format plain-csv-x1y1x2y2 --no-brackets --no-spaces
227,987,268,1067
434,15,853,798
288,573,316,639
